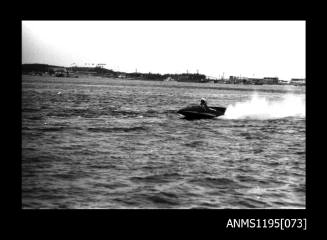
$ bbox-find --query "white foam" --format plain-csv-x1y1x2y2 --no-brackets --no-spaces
222,93,305,120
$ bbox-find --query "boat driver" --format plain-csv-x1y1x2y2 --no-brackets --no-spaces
200,98,209,111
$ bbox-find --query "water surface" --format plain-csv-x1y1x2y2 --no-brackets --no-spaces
22,75,305,209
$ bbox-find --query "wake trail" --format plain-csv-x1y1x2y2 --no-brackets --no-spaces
222,93,305,120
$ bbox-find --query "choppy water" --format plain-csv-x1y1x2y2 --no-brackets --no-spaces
22,75,305,209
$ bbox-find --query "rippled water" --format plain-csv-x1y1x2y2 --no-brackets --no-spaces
22,75,305,209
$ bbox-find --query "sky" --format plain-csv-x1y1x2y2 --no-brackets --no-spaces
22,21,305,80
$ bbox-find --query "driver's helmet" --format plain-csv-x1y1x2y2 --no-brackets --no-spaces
200,98,207,104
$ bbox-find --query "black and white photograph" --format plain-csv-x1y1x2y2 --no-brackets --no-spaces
22,20,305,209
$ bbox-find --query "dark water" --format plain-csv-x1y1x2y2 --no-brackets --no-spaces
22,75,305,209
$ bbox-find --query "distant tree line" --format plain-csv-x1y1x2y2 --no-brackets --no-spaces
70,66,116,75
22,64,63,74
22,64,207,82
125,72,206,82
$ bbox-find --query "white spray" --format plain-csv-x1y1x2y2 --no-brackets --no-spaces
223,93,305,120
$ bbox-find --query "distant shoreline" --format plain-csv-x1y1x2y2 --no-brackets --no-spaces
22,74,305,94
21,63,305,86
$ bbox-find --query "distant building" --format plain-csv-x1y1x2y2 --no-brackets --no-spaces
290,78,305,86
213,78,225,84
164,76,175,81
248,78,264,85
206,76,225,84
278,79,290,85
118,74,126,79
215,79,225,84
50,67,68,77
229,76,241,84
263,77,279,85
229,76,253,84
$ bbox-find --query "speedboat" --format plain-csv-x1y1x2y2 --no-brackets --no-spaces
177,105,226,119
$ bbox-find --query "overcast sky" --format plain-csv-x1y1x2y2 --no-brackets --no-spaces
22,21,305,80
